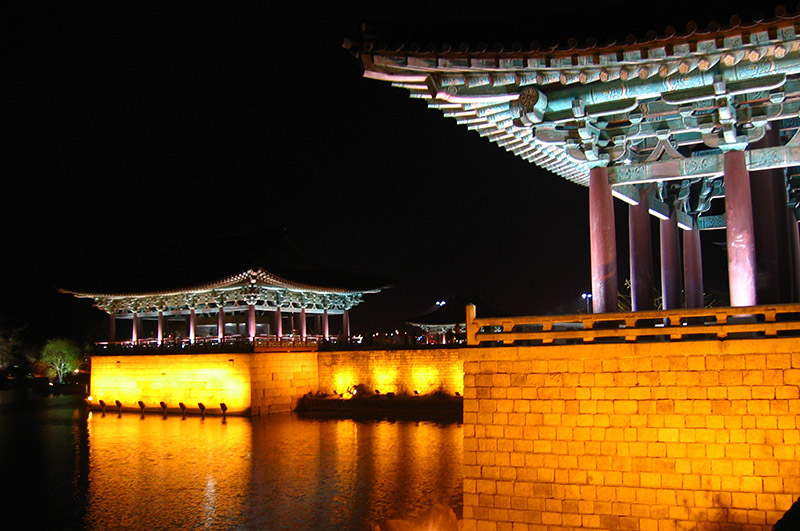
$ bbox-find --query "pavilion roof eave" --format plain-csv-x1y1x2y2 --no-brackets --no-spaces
60,267,382,301
350,13,800,189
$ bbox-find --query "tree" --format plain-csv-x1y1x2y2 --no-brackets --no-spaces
0,335,15,371
40,339,82,383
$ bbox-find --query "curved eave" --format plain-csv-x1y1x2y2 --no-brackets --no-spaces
60,267,382,300
352,16,800,187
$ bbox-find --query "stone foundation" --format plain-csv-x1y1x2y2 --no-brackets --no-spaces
461,338,800,531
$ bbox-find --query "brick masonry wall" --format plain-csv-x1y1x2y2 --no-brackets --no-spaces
461,338,800,531
90,354,252,414
317,349,464,396
250,351,319,415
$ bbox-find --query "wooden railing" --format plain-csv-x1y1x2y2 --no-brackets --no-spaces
94,335,327,355
465,303,800,346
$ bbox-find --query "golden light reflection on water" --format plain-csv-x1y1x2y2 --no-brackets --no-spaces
84,412,252,530
249,415,463,530
84,412,462,531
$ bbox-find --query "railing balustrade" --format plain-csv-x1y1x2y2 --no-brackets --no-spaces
94,334,326,355
465,303,800,346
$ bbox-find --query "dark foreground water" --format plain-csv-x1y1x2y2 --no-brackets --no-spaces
0,391,462,530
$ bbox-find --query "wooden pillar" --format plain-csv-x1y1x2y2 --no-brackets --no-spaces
275,307,282,338
157,311,165,344
724,150,757,307
108,313,116,342
188,308,196,343
683,225,704,308
343,310,351,338
750,127,791,303
629,186,654,311
217,305,225,341
132,312,139,343
300,308,307,339
660,210,682,310
247,304,256,340
789,210,800,302
322,310,329,340
589,166,618,313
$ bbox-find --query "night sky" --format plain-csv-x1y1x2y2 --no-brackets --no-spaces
4,2,787,345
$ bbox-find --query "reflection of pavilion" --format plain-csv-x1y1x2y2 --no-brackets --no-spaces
347,11,800,312
63,230,385,347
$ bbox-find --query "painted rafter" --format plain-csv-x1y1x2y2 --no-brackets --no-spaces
351,16,800,188
62,267,376,315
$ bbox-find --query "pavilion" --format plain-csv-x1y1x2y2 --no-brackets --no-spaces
407,296,505,344
62,229,385,348
345,8,800,313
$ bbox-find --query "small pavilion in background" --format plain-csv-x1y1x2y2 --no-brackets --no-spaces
62,229,385,349
346,8,800,313
407,296,505,344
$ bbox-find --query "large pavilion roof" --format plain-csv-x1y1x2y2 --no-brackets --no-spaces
345,7,800,194
61,228,388,314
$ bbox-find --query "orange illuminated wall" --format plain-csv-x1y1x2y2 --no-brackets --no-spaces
461,338,800,531
318,349,464,396
250,351,319,415
90,354,252,414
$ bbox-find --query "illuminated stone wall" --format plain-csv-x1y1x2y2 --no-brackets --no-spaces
90,348,464,416
318,349,464,396
461,338,800,531
90,354,252,414
250,351,319,415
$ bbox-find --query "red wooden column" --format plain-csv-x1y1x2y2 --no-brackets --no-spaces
300,308,307,339
790,210,800,302
157,311,165,344
343,310,351,338
217,305,225,341
188,308,196,343
132,312,139,342
589,166,618,313
660,210,682,310
274,307,282,338
247,304,256,340
322,310,329,340
629,186,654,311
724,150,757,306
683,224,704,308
750,127,791,303
109,313,116,342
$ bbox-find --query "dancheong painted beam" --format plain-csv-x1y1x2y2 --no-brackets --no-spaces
348,8,800,311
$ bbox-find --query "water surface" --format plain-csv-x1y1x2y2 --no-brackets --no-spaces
0,393,462,530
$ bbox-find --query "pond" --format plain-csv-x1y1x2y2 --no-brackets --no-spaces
0,391,462,530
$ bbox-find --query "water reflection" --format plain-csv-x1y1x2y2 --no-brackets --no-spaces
248,414,462,530
85,412,252,530
1,395,462,531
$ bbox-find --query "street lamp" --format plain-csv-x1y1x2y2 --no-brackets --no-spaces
581,292,593,314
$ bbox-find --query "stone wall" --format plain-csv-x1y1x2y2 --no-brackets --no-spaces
90,353,252,414
250,351,319,415
90,348,463,416
461,338,800,531
317,349,464,396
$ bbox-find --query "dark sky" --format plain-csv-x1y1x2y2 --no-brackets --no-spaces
4,2,785,344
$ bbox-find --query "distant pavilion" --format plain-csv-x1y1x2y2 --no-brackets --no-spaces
346,9,800,313
407,297,505,344
62,229,385,348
